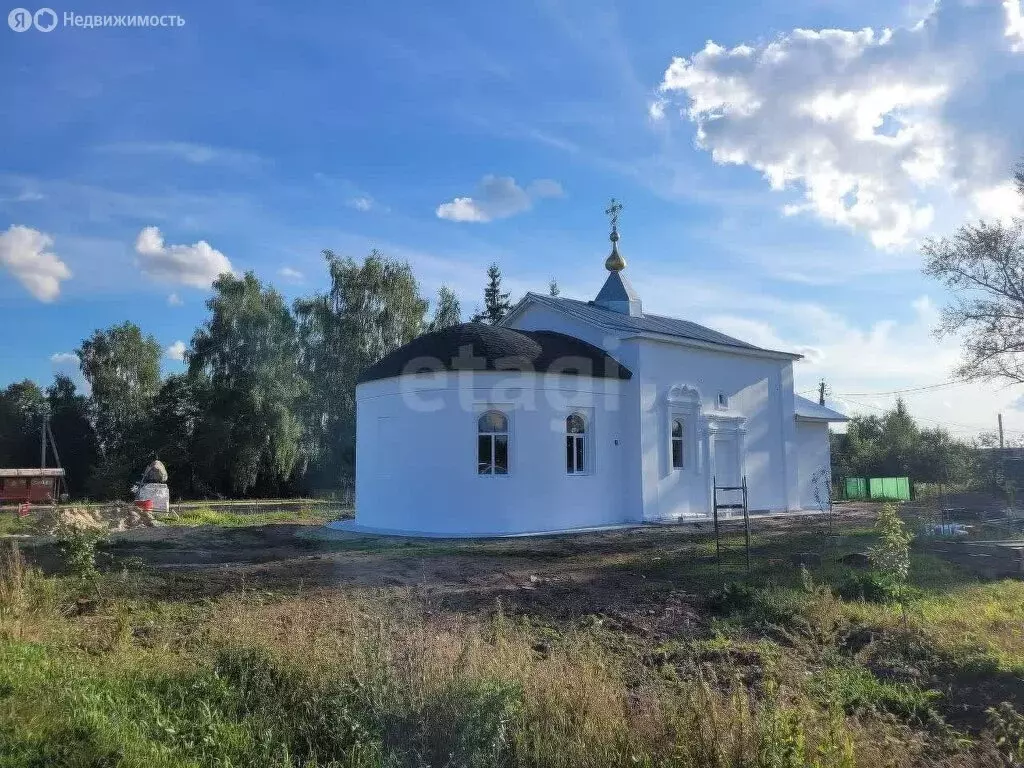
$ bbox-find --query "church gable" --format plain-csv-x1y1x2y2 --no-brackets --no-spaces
503,200,797,360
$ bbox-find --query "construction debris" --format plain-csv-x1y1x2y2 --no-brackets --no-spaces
136,483,170,513
135,460,170,513
142,460,168,484
33,505,163,535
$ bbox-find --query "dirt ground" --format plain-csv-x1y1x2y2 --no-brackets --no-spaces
6,502,888,628
12,492,1012,621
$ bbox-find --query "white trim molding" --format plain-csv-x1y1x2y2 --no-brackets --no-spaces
665,384,703,476
705,411,748,507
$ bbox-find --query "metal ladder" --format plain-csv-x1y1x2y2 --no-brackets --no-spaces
712,475,750,573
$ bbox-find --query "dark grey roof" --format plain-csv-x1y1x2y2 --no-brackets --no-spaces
794,395,849,422
359,323,633,383
515,292,784,353
594,271,642,316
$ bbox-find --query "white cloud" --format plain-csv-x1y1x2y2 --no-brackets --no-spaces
165,340,187,362
135,226,232,288
347,196,375,212
278,266,303,282
707,303,998,432
653,1,1024,248
703,296,957,385
436,175,563,222
0,225,72,302
167,292,183,306
96,141,263,169
526,179,564,198
0,189,44,203
1007,0,1024,50
971,181,1024,223
50,352,79,366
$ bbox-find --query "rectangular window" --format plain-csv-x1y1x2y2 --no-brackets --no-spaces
493,435,508,474
671,418,685,469
479,435,509,475
565,412,588,474
478,410,509,476
478,435,491,474
566,435,586,473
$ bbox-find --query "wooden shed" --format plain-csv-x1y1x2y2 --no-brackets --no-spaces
0,468,65,505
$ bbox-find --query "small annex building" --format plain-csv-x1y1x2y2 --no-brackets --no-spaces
339,214,848,537
0,468,65,505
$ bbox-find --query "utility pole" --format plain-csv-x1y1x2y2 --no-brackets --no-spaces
818,379,827,406
40,415,47,469
999,413,1005,449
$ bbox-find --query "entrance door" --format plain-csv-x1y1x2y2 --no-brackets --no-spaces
713,435,740,488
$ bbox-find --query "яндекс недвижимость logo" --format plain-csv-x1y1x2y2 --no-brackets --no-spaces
8,8,56,31
8,8,184,31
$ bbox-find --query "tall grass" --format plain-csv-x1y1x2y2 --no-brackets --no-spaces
0,538,1017,767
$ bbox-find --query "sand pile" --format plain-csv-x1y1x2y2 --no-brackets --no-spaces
34,507,105,535
35,505,163,535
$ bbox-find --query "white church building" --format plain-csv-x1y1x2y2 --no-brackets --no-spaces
341,213,847,537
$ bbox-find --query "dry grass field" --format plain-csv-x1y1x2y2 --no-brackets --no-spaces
1,501,1022,767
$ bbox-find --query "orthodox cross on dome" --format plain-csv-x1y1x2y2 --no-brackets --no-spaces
594,196,641,314
604,198,626,271
605,198,623,235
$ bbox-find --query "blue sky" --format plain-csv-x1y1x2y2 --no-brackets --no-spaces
2,0,1023,437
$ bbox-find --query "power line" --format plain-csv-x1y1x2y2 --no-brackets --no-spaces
838,395,1024,433
832,379,970,397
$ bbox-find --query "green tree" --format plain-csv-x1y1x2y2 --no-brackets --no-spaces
147,373,213,499
428,285,462,332
295,250,427,487
190,272,306,495
46,375,99,498
923,163,1024,383
548,278,560,297
911,426,978,485
0,380,47,468
76,322,162,497
877,398,918,477
830,414,883,478
868,503,913,609
830,399,978,486
471,263,512,324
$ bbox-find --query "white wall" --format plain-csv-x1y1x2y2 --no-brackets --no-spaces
507,301,801,518
355,371,629,535
508,304,645,522
795,420,832,510
635,339,797,517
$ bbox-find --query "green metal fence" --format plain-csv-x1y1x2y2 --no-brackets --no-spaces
844,477,868,500
842,476,911,501
868,476,911,501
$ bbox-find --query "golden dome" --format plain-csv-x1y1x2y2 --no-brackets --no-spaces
605,231,626,271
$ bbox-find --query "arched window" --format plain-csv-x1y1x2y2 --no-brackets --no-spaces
478,411,509,475
671,419,684,469
566,413,587,474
